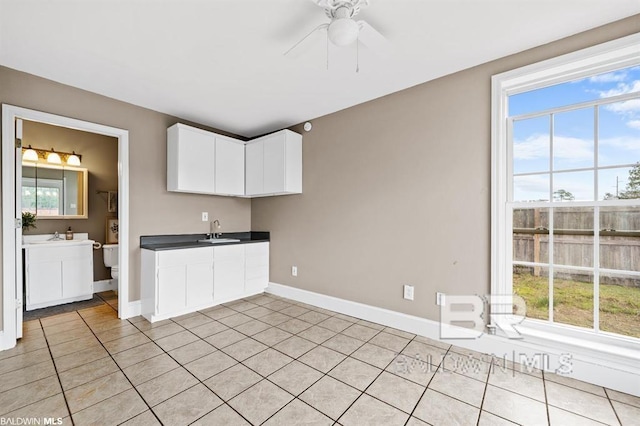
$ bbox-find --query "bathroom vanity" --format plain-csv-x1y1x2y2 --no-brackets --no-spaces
140,232,269,322
23,234,94,310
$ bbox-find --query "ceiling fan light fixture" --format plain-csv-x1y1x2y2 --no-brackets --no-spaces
328,18,359,46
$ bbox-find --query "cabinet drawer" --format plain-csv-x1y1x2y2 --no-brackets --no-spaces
214,244,245,261
27,244,91,263
158,247,212,268
245,242,269,257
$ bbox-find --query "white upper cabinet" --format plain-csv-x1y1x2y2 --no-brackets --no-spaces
167,124,216,194
215,135,245,196
168,123,301,197
245,139,263,196
246,130,302,197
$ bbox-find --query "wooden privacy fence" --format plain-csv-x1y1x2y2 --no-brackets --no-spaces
513,207,640,288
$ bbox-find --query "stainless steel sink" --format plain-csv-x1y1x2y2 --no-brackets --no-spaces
197,238,240,244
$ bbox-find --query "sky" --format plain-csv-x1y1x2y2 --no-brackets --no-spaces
509,66,640,202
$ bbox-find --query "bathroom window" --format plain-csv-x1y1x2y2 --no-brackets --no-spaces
492,34,640,343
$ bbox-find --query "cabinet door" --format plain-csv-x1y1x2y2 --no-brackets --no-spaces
215,136,245,196
169,125,216,193
186,261,214,307
214,260,245,301
263,134,286,194
213,245,245,302
27,260,63,306
157,265,187,315
245,243,269,294
62,257,93,299
245,141,263,196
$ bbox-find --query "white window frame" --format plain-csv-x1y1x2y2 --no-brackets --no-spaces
491,32,640,349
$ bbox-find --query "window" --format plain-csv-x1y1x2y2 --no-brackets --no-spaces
492,34,640,343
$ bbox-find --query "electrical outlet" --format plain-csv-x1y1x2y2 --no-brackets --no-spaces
436,292,446,306
403,285,414,301
201,212,208,222
291,266,298,277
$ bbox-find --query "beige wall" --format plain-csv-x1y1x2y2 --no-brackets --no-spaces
22,120,118,281
0,66,251,331
252,16,640,322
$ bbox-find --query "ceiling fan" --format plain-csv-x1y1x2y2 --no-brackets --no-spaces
284,0,390,70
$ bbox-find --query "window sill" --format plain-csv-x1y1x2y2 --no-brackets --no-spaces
516,319,640,369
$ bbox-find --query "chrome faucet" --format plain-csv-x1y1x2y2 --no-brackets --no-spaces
48,231,62,241
208,220,221,239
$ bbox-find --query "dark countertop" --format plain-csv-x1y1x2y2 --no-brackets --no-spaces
140,232,269,251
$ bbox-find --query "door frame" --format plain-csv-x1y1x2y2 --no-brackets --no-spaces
1,104,130,350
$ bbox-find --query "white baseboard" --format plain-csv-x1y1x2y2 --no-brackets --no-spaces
267,282,640,397
122,300,141,319
0,331,11,352
93,279,117,293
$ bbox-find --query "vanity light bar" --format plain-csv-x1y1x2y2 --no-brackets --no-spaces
22,145,82,166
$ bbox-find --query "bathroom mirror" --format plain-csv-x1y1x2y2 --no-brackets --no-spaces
22,163,88,219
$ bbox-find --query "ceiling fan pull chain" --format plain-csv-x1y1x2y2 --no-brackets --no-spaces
356,35,360,73
327,31,330,71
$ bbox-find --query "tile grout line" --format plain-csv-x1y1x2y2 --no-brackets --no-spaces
542,370,552,426
475,352,492,426
404,339,450,425
142,320,253,425
179,296,291,425
20,292,631,426
476,363,524,426
333,335,415,424
194,299,381,424
31,299,416,422
229,323,376,424
603,386,624,426
71,300,165,425
39,318,75,424
133,294,289,424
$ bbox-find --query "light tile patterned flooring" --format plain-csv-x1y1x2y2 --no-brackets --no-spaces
1,291,638,425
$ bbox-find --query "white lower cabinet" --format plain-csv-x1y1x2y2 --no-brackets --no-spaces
142,242,269,322
24,243,94,311
245,242,269,293
214,245,246,302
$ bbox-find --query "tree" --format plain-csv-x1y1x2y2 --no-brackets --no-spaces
619,162,640,200
553,189,575,201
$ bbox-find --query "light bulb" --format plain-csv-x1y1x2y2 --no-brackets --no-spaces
23,146,38,162
328,18,359,46
67,152,81,166
47,149,61,164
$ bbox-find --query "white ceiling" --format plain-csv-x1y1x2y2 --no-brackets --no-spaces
1,0,639,138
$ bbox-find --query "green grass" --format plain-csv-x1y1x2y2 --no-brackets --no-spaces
513,273,640,338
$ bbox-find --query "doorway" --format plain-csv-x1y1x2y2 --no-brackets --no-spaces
1,105,130,351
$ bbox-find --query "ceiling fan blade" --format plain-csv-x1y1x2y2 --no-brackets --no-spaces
357,20,391,56
271,0,326,41
310,0,333,8
284,23,328,57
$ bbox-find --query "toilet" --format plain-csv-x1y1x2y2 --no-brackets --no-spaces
103,244,119,281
